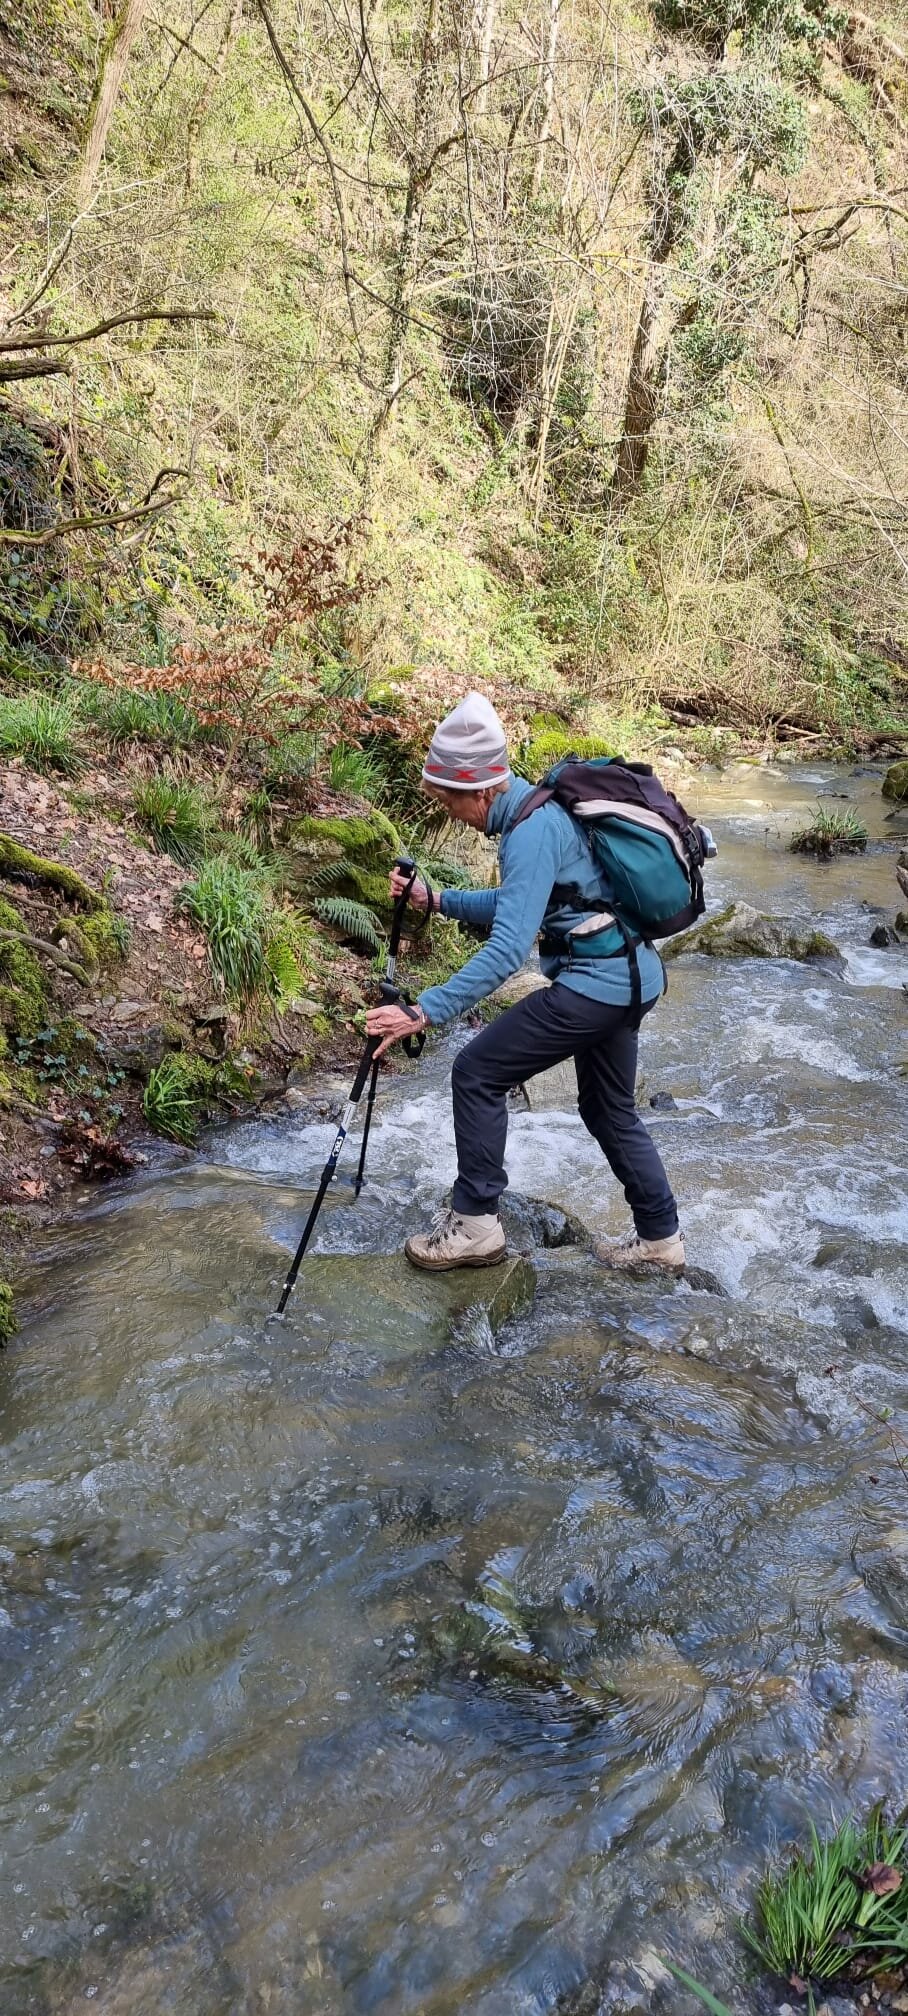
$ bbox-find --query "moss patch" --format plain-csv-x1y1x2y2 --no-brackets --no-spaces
0,1279,15,1344
0,832,104,911
0,894,48,1037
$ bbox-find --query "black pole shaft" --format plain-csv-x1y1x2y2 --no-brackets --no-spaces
275,1033,379,1314
353,1055,380,1197
273,857,423,1315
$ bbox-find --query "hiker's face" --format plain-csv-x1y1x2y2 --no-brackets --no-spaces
423,785,499,830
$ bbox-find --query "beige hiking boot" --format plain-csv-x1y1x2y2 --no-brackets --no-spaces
405,1207,507,1272
595,1229,686,1274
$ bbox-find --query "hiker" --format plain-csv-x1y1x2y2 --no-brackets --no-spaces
365,692,686,1275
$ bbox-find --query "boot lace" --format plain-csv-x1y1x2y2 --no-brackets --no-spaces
426,1206,461,1250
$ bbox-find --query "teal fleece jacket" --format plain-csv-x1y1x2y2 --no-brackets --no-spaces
417,775,665,1027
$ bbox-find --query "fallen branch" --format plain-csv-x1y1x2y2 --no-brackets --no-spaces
0,466,191,546
0,305,218,355
0,833,104,911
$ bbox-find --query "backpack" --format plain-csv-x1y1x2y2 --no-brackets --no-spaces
511,755,715,1022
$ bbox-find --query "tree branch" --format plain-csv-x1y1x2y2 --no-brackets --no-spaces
0,467,191,545
0,305,218,355
254,0,364,357
0,929,93,988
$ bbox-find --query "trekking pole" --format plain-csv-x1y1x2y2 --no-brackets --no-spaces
353,854,432,1197
273,855,428,1317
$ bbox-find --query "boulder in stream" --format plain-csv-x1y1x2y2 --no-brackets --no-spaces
882,759,908,801
664,901,843,966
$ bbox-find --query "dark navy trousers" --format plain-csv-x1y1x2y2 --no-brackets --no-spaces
450,982,679,1239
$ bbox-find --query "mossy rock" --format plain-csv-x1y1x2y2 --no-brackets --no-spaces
279,807,403,919
0,894,47,1036
665,901,842,965
882,760,908,803
0,1280,15,1345
79,906,130,971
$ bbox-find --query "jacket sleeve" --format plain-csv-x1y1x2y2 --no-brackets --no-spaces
439,887,498,930
418,815,560,1025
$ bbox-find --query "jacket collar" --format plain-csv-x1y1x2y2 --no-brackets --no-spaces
484,775,535,839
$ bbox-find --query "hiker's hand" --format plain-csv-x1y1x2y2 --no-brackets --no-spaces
366,1003,427,1058
390,869,436,911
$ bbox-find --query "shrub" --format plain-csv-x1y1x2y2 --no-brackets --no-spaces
0,1279,15,1344
0,691,81,774
133,778,212,867
180,857,271,998
790,806,868,857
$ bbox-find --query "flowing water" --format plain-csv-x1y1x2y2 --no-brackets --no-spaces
2,762,908,2015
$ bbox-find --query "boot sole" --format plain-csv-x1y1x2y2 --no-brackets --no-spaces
404,1243,508,1273
596,1255,686,1275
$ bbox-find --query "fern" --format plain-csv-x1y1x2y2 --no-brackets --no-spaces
315,895,384,950
307,858,347,895
419,851,482,891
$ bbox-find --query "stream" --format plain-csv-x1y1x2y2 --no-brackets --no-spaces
2,761,908,2015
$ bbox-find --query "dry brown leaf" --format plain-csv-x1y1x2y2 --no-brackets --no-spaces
858,1863,903,1896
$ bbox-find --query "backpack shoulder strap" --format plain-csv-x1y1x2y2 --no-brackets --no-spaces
509,784,555,829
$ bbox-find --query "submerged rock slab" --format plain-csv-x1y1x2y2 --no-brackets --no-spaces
290,1250,535,1355
665,900,842,965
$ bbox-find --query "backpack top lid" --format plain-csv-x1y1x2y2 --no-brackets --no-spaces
514,754,709,867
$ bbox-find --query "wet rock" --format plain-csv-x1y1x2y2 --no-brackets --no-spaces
499,1192,593,1251
855,1524,908,1630
810,1660,855,1711
681,1264,727,1296
105,1024,172,1078
649,1090,679,1111
882,759,908,801
665,901,843,966
897,910,908,935
490,967,549,1007
869,923,900,947
288,1250,535,1356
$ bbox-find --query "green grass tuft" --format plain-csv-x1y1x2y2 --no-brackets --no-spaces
327,742,387,801
78,684,203,751
180,857,271,999
743,1807,908,1984
0,691,81,774
142,1051,252,1144
133,778,213,866
791,805,868,857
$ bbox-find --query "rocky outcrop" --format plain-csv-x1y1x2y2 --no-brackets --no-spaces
278,808,402,919
664,901,842,965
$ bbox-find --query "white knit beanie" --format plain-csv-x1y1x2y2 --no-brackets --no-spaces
422,691,511,791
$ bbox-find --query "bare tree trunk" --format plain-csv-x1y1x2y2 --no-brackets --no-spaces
531,284,581,521
78,0,149,203
531,0,560,198
361,0,441,498
476,0,496,110
609,138,691,510
185,0,243,190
